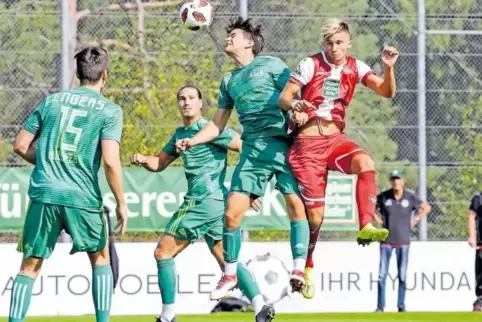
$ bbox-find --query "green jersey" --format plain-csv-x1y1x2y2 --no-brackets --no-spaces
162,118,236,201
218,56,291,140
23,87,123,211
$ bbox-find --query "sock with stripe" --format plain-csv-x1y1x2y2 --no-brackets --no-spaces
290,219,309,271
157,258,176,322
9,274,34,322
92,265,113,322
223,227,241,276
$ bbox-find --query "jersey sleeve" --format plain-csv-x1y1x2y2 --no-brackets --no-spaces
212,127,236,149
218,76,234,109
270,59,291,91
356,60,376,86
289,57,314,88
101,108,123,143
23,99,46,136
161,131,179,156
411,192,423,211
470,195,480,213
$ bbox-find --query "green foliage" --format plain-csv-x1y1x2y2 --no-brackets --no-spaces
1,0,481,240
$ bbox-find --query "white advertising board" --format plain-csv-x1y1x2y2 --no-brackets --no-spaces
0,241,477,316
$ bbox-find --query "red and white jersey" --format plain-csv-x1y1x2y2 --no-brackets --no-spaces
289,51,375,131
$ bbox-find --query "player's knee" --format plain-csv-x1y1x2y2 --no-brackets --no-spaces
224,210,242,229
285,195,306,221
88,248,110,267
352,155,375,174
19,258,43,279
307,207,325,228
154,246,174,261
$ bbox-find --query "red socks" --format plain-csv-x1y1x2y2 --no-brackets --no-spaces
306,225,321,269
356,170,377,229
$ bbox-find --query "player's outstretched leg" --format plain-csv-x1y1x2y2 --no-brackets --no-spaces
210,192,251,300
284,194,310,293
154,234,189,322
88,246,114,322
349,155,389,246
209,239,275,321
8,257,39,322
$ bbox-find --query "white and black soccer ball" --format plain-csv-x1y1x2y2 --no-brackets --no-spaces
179,0,214,31
245,253,291,305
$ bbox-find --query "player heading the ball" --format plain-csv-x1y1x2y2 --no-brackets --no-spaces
176,16,310,304
278,18,399,299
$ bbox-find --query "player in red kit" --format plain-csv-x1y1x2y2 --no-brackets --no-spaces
278,18,399,299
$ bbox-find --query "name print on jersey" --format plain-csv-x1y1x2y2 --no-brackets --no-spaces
49,92,106,110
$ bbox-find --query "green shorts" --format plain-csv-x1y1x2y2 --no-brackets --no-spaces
17,201,107,259
230,137,299,197
164,198,224,246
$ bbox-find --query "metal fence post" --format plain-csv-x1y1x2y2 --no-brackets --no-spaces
417,0,428,241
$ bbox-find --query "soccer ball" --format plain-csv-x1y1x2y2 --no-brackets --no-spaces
244,253,291,305
179,0,214,31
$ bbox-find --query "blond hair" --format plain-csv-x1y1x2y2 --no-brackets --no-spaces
321,18,350,40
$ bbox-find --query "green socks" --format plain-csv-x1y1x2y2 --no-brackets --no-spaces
157,258,176,322
237,262,261,301
92,265,113,322
223,227,241,263
9,275,34,322
223,227,242,275
290,219,309,270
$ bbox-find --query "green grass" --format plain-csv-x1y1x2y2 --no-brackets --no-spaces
0,313,480,322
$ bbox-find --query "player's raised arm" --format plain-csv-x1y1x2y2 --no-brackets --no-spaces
131,131,179,172
131,151,177,172
363,46,399,98
177,107,233,151
278,58,316,112
211,126,242,153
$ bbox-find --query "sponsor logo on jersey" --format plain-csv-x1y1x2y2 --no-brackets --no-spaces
250,69,265,78
342,66,353,74
322,79,340,98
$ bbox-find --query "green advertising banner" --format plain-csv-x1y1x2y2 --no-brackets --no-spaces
0,168,358,232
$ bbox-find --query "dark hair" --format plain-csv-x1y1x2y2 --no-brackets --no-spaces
74,46,108,85
177,85,202,100
226,16,264,56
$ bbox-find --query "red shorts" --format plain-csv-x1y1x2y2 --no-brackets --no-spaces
288,133,367,208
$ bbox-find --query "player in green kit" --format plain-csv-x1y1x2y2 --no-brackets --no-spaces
177,17,310,300
131,85,275,322
10,46,127,322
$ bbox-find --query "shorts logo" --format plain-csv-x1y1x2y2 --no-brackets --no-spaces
369,195,377,204
297,183,305,192
178,228,186,236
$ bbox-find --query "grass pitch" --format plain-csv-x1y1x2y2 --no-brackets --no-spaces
0,312,480,322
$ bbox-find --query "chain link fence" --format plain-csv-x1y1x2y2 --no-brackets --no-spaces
1,0,481,243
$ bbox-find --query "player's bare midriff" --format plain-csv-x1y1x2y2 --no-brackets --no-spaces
297,117,341,136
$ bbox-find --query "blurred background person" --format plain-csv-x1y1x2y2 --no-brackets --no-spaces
468,192,482,311
374,170,431,312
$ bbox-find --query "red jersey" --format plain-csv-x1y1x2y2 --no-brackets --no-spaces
288,51,375,133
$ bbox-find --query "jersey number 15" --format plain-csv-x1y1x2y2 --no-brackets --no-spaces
57,105,88,153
